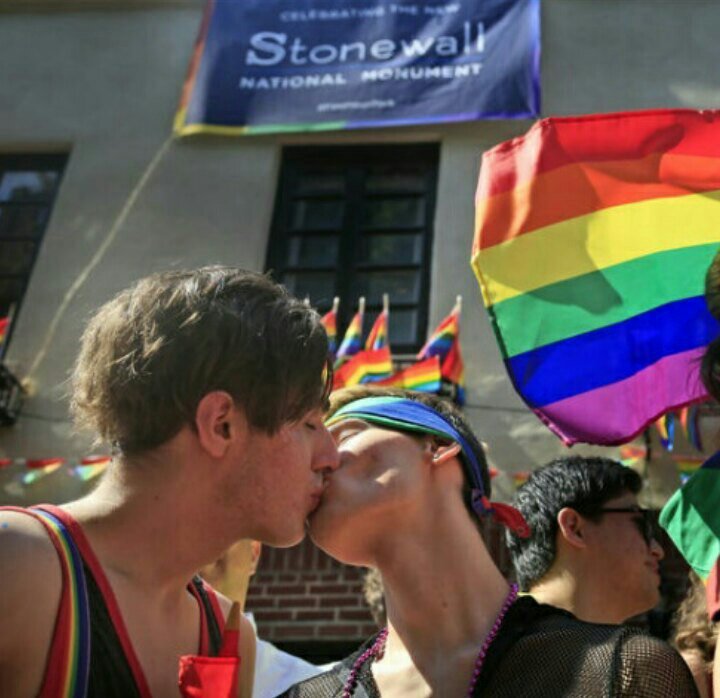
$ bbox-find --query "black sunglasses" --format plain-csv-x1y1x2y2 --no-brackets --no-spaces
595,506,656,546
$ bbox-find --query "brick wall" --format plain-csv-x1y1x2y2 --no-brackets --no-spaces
246,513,692,654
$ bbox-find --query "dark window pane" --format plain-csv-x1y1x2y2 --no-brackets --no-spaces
362,197,425,229
358,234,423,265
282,271,335,305
291,199,344,230
0,277,26,303
366,172,426,193
0,205,50,239
287,235,339,268
295,174,345,196
0,171,60,202
0,241,37,274
355,270,420,305
389,309,419,345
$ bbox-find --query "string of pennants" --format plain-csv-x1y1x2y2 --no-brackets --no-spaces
322,295,465,405
0,455,110,490
652,406,704,452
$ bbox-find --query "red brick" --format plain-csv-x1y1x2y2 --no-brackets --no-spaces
318,625,359,637
278,574,298,582
245,597,275,608
271,625,317,639
267,584,306,595
309,584,349,594
295,610,335,621
277,596,317,608
320,596,361,608
253,610,293,622
339,610,373,621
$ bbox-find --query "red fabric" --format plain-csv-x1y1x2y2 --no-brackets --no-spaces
0,506,74,698
178,655,240,698
706,558,720,622
491,502,532,539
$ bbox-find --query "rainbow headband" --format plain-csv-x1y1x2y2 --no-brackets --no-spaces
327,397,530,537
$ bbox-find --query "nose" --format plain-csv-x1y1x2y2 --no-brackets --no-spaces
312,422,340,475
650,537,664,561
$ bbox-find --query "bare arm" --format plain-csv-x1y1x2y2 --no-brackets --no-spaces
0,511,62,698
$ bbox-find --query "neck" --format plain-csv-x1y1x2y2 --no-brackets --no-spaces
372,499,511,690
63,449,244,596
530,567,625,624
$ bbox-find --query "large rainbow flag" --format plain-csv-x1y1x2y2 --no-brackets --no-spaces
472,109,720,445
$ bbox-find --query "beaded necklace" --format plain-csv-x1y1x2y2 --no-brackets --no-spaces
342,583,519,698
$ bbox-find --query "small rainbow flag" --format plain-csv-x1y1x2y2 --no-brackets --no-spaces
333,347,393,389
335,306,364,367
674,455,704,485
321,308,338,359
375,356,442,393
365,310,389,351
679,405,704,451
0,317,8,346
418,302,466,404
655,412,676,451
619,445,647,469
473,109,720,446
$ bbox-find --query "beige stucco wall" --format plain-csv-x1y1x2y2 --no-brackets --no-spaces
1,0,719,504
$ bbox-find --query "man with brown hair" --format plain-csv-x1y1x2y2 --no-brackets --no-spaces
0,267,339,697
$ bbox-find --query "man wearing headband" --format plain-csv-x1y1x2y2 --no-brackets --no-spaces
282,387,697,697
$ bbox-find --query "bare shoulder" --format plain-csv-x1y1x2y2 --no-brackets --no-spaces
212,591,256,698
619,631,701,697
0,510,63,696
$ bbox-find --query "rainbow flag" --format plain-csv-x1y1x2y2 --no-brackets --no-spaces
375,356,442,393
661,451,720,580
365,310,389,351
321,308,338,359
679,405,704,451
473,109,720,446
0,317,8,346
335,310,364,367
418,306,466,404
333,347,393,389
655,412,676,451
619,445,647,469
674,455,704,485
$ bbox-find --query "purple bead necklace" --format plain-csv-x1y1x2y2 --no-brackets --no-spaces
342,583,519,698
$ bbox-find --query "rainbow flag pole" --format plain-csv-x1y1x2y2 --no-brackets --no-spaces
473,109,720,446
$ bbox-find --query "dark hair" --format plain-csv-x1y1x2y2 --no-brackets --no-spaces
328,386,491,512
506,456,642,591
701,249,720,400
72,266,331,454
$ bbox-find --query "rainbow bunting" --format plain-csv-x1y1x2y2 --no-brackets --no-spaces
365,310,389,351
618,445,647,468
22,458,65,485
375,356,442,393
333,347,393,389
321,308,338,359
472,109,720,446
72,456,111,482
335,307,364,367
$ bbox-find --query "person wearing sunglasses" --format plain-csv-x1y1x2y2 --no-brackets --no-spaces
507,456,664,625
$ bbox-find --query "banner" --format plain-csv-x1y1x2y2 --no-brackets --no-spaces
175,0,540,136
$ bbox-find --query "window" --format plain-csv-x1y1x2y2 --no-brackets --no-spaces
266,145,438,353
0,153,67,349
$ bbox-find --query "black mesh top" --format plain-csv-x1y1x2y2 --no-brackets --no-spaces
280,596,698,697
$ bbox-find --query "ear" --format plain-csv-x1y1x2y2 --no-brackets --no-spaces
556,507,587,550
195,391,246,459
429,441,462,467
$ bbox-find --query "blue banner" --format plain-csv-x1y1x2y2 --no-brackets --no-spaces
175,0,540,136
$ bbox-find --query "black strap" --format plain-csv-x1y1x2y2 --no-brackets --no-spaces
192,575,223,656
